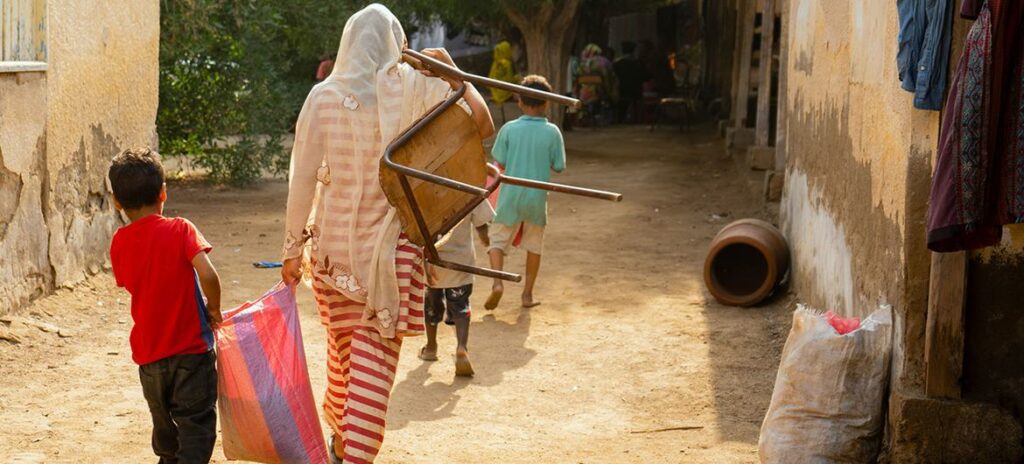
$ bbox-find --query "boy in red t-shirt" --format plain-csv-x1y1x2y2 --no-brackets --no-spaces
108,148,222,463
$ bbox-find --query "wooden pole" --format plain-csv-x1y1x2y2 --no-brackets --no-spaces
924,251,968,399
754,0,775,146
733,0,756,128
774,0,789,171
729,0,745,124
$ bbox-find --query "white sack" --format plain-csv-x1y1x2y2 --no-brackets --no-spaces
758,304,892,463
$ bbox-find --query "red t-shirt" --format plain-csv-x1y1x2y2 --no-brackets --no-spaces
109,214,214,365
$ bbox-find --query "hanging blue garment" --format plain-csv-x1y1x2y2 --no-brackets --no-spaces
897,0,954,110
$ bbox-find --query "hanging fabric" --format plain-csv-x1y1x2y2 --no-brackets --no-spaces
897,0,955,110
927,0,1024,251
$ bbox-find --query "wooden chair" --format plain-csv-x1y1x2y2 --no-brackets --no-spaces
650,86,701,132
380,50,623,282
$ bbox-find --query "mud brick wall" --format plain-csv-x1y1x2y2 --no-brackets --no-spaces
779,0,936,401
963,230,1024,422
779,0,1024,459
0,1,158,313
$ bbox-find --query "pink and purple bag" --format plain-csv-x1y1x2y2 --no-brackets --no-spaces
216,282,329,464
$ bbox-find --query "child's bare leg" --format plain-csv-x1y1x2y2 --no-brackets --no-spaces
485,248,504,310
522,252,542,308
454,318,470,352
419,322,438,361
419,290,442,361
453,318,474,376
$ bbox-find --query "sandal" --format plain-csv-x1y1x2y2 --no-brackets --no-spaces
418,345,438,361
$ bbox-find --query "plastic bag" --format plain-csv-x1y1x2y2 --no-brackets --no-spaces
216,282,329,464
824,311,861,335
758,304,892,463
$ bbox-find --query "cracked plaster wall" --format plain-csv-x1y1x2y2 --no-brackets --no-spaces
0,0,158,313
0,72,51,313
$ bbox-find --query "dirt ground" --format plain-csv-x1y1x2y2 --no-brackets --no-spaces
0,124,792,463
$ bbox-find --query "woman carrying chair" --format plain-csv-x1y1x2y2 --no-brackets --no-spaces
280,4,494,462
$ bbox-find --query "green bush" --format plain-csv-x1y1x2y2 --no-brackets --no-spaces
155,0,511,185
158,0,349,185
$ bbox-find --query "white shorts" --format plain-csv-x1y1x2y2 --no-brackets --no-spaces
488,222,545,255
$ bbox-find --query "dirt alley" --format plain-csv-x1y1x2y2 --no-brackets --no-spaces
0,125,792,463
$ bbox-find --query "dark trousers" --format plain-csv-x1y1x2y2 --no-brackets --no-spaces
139,350,218,464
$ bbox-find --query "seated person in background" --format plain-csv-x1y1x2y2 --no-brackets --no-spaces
614,41,652,123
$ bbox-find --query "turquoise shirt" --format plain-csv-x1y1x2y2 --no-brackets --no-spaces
491,115,566,226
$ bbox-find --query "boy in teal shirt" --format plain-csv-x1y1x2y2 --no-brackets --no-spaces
486,75,566,309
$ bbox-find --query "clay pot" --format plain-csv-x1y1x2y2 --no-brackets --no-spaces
704,219,789,307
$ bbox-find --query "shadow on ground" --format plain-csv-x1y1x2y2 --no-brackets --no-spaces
389,310,535,430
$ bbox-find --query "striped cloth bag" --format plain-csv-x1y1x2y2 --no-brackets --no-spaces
216,282,329,464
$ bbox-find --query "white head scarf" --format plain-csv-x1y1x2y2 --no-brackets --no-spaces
289,4,453,336
327,4,406,109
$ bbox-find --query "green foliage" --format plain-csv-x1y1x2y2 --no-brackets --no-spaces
158,0,357,185
157,0,448,185
157,0,664,185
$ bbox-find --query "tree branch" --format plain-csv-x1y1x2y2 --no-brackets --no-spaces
553,0,583,30
537,1,555,26
504,6,530,30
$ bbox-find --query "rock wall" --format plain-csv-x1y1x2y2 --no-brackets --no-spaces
0,0,158,313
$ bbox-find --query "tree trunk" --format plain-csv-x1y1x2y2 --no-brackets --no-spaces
506,0,583,122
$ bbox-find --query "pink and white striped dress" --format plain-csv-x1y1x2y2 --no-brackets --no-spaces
285,74,435,339
282,6,458,462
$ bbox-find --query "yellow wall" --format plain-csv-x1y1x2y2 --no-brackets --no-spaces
778,1,1024,457
0,0,158,312
0,71,49,310
44,0,159,285
779,0,937,396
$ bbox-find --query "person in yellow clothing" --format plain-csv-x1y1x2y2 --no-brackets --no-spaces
488,41,518,122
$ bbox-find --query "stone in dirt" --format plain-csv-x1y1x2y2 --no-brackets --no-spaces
2,316,60,334
6,453,47,464
1,319,39,343
0,325,22,344
32,321,60,333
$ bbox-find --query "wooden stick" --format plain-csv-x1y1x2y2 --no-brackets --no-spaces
754,0,775,147
733,0,756,128
924,251,967,399
402,49,582,109
629,426,704,434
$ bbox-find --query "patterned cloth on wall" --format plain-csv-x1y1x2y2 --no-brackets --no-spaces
927,0,1024,252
